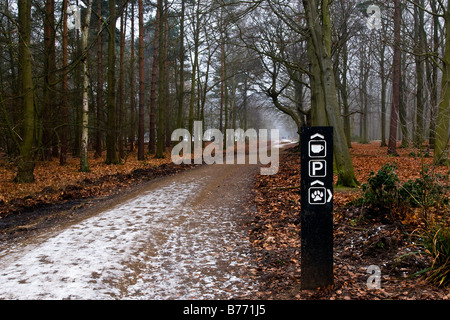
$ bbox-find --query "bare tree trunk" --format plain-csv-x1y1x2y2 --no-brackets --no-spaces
60,0,69,165
303,0,358,187
399,52,409,148
307,36,327,127
164,2,170,148
129,1,136,152
15,0,35,183
149,2,160,155
189,0,200,138
359,42,369,144
340,39,351,147
118,3,127,160
155,0,166,158
137,0,145,160
220,30,225,132
434,7,450,165
177,0,185,129
429,0,439,148
106,0,119,164
414,0,426,148
80,0,93,173
95,0,104,158
379,39,387,147
388,0,401,156
43,0,56,160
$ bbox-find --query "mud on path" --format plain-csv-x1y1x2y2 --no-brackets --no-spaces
0,161,261,299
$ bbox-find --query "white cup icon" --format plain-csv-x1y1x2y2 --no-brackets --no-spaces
311,144,324,154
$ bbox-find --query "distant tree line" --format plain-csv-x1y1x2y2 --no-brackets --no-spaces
0,0,448,186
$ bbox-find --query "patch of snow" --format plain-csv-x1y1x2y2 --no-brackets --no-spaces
0,177,256,300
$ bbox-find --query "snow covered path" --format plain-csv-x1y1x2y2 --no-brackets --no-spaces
0,163,260,300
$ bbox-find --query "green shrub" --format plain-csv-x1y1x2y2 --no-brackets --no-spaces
361,163,400,210
399,165,448,209
361,163,448,217
416,221,450,287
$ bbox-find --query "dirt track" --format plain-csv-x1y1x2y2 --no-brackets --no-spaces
0,161,261,299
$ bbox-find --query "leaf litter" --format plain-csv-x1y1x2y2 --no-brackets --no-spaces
244,142,449,300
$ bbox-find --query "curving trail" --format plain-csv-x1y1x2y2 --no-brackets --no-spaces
0,161,261,300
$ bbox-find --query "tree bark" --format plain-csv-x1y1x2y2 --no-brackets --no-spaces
399,51,409,148
340,39,351,147
129,1,136,152
80,0,93,173
137,0,145,160
15,0,35,183
434,9,450,165
428,0,439,148
414,0,426,148
303,0,358,187
95,0,104,158
358,42,369,144
60,0,69,165
177,0,185,129
118,3,127,160
155,0,166,159
164,2,170,148
149,2,160,155
189,0,201,139
106,0,120,164
43,0,57,160
388,0,401,156
379,39,387,147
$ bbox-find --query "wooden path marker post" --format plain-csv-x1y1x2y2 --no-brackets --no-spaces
300,127,334,289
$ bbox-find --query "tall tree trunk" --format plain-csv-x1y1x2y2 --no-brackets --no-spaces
95,0,104,158
149,2,160,155
220,31,225,132
303,0,358,187
388,0,401,155
414,0,426,148
434,9,450,165
359,43,369,144
73,27,82,158
177,0,185,129
243,77,248,131
307,36,327,127
379,39,387,147
138,0,146,160
106,0,119,164
80,0,93,173
428,0,439,148
129,1,136,152
155,0,166,158
189,0,200,139
399,52,409,148
118,3,127,159
340,40,351,147
15,0,35,183
164,2,170,148
43,0,56,160
60,0,69,165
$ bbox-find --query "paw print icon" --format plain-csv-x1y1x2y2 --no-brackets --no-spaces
311,189,324,202
308,184,332,205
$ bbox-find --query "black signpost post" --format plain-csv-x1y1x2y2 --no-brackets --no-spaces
300,127,334,290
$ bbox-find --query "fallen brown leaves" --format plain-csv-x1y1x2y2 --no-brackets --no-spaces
0,151,195,216
246,142,450,300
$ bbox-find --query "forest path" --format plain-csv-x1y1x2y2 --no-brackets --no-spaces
0,159,263,299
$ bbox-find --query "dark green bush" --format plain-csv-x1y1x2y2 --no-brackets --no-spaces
416,221,450,287
360,163,449,286
399,166,449,220
361,163,400,210
362,163,448,214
